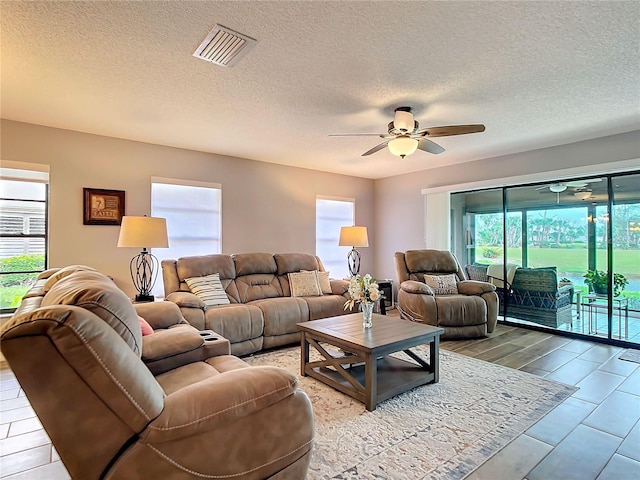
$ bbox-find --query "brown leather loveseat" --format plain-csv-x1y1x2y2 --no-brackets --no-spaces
1,266,314,479
162,252,353,356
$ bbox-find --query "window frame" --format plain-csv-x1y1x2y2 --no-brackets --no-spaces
0,164,49,314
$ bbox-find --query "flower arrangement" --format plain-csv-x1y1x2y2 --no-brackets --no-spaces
344,274,382,310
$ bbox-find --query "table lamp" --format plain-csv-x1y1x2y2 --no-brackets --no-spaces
117,215,169,302
338,226,369,277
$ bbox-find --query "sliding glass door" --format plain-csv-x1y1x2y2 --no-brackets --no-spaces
451,171,639,347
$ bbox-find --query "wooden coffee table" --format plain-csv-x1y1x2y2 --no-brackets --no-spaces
297,313,444,411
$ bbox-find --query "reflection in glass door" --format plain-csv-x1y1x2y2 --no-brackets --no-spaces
450,171,640,347
611,174,640,343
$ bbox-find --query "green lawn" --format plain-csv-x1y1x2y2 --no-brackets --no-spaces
478,247,640,277
0,285,30,310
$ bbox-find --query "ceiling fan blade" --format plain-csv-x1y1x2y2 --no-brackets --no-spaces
566,178,602,187
329,133,386,137
417,124,486,137
417,138,445,155
362,141,390,156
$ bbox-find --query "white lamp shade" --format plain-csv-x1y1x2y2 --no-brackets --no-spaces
117,216,169,248
394,110,414,132
388,137,419,157
338,226,369,247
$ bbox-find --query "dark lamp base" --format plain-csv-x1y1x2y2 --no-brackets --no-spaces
134,294,155,303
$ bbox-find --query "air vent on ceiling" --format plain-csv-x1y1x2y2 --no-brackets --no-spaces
193,24,257,68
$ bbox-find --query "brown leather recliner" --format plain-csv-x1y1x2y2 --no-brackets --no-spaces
395,250,498,339
0,267,314,479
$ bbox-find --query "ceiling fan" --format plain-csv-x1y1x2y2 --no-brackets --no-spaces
330,107,485,158
535,179,602,204
536,178,603,193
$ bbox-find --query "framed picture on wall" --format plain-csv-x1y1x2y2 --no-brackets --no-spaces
83,188,125,225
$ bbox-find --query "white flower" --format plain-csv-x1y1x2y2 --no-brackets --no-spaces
343,273,383,310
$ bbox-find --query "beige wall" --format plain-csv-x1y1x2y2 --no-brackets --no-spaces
374,130,640,282
1,120,374,298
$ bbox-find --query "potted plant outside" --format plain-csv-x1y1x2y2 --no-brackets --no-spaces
584,270,628,297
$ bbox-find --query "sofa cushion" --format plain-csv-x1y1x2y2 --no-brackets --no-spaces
249,297,309,337
424,274,459,295
405,250,458,274
288,271,322,297
184,273,231,307
435,295,486,327
172,255,240,303
274,253,320,275
303,295,346,320
44,264,98,292
42,270,143,356
204,304,264,345
233,253,277,276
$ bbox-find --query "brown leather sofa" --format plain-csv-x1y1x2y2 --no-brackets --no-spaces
395,250,499,339
1,266,314,479
162,252,353,356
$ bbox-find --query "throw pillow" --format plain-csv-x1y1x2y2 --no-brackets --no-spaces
288,271,322,297
424,273,459,295
466,264,488,282
139,316,154,336
302,270,332,294
317,271,332,294
184,273,231,307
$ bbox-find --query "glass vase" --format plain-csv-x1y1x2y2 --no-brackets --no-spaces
361,301,375,328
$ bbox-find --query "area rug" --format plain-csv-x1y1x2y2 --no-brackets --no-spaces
246,346,576,480
620,348,640,364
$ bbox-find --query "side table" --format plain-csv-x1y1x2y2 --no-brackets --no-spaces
582,294,629,339
377,280,394,315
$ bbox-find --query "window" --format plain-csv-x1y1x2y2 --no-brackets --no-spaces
0,165,49,313
151,177,222,295
316,196,354,279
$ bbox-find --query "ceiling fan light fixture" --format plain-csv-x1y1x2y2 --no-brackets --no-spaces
549,183,567,193
394,110,414,132
388,137,418,158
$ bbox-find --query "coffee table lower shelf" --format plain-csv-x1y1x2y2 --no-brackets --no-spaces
306,355,436,409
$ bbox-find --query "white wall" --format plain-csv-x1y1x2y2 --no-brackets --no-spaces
1,120,375,297
374,130,640,282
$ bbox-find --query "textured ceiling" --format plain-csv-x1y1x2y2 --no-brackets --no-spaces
1,1,639,179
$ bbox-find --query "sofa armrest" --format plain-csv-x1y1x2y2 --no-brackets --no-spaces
400,280,434,296
134,301,188,329
140,365,298,443
458,280,496,295
142,325,203,363
166,291,205,309
558,284,573,297
330,278,349,295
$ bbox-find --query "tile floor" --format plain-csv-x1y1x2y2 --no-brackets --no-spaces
1,331,639,479
462,339,640,480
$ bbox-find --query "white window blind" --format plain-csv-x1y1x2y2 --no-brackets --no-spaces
316,196,354,279
151,177,222,295
0,163,49,312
